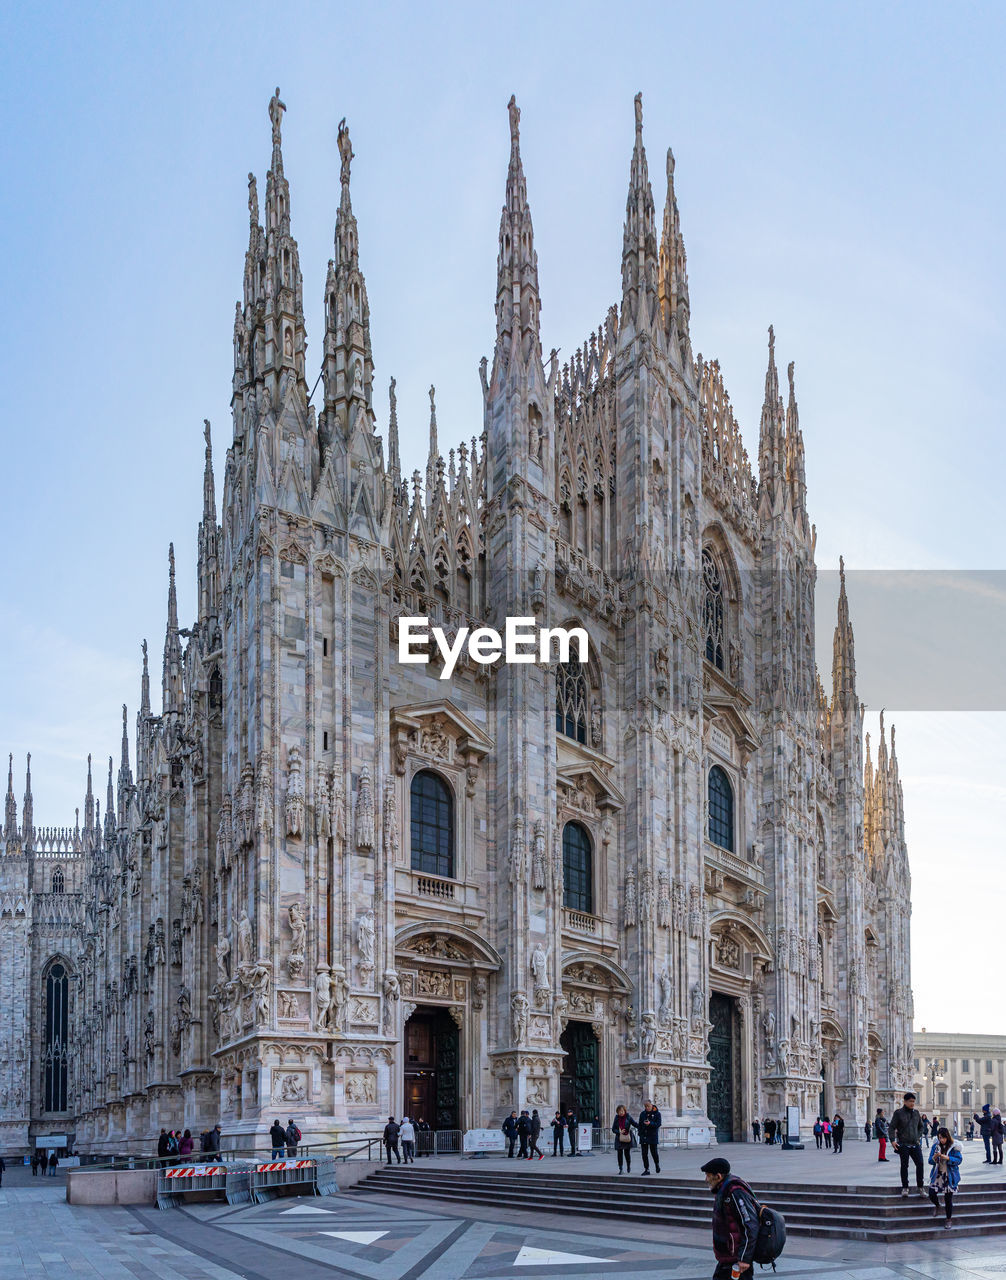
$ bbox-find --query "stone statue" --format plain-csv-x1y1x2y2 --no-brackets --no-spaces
268,87,286,147
215,935,230,985
658,967,672,1018
337,117,354,186
288,901,307,964
330,969,349,1030
530,943,548,991
356,909,375,965
510,991,529,1044
237,910,253,966
690,983,704,1022
315,968,332,1030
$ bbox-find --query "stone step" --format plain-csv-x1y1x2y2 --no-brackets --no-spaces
352,1169,1006,1243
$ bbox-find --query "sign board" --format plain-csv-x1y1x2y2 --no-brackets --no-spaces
687,1126,712,1146
577,1123,592,1149
34,1134,67,1147
463,1128,506,1153
786,1106,800,1142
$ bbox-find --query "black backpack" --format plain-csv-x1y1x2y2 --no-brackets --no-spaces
753,1203,787,1270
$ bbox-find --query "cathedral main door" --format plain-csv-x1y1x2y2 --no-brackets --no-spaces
707,992,737,1142
403,1007,460,1132
559,1021,599,1122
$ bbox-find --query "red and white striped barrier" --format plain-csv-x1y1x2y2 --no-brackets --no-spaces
255,1159,315,1172
164,1165,226,1178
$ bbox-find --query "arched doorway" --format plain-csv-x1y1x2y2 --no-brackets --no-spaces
403,1005,460,1131
559,1021,598,1121
708,993,738,1142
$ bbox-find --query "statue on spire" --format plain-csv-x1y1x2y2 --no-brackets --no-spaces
247,173,258,225
337,118,354,186
634,91,643,133
269,87,286,148
507,94,520,146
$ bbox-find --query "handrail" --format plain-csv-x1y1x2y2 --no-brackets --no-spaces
74,1135,389,1174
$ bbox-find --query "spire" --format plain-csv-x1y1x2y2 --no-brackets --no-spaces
140,639,150,717
658,146,691,365
831,556,856,704
321,115,376,447
22,753,32,843
198,421,220,630
785,360,808,525
863,731,875,855
104,755,116,842
387,377,400,486
493,95,542,369
426,385,439,496
620,93,659,332
162,544,183,716
4,754,17,840
757,326,786,516
117,704,133,820
84,753,94,834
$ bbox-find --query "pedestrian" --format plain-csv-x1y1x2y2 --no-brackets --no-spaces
502,1110,518,1158
813,1118,823,1149
875,1108,890,1162
702,1157,759,1278
611,1105,638,1174
764,1117,776,1145
48,1151,58,1177
414,1117,432,1156
285,1119,302,1157
565,1109,578,1156
157,1128,171,1161
992,1109,1004,1165
528,1109,544,1160
638,1099,662,1175
832,1113,845,1154
823,1118,832,1150
973,1103,994,1163
269,1119,287,1159
383,1116,401,1165
891,1090,926,1198
931,1116,940,1140
864,1120,871,1142
205,1123,222,1153
516,1110,531,1159
928,1126,962,1229
550,1110,566,1157
399,1115,416,1163
30,1152,38,1177
0,1155,5,1187
752,1118,761,1143
179,1129,194,1158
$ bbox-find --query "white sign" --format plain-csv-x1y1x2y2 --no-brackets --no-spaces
687,1126,712,1146
577,1123,592,1149
34,1134,67,1147
786,1105,800,1142
463,1128,506,1153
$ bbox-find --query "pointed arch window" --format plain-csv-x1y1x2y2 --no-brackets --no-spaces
410,770,454,879
43,960,69,1112
51,867,64,895
707,765,734,852
702,548,725,670
555,656,588,745
562,822,593,914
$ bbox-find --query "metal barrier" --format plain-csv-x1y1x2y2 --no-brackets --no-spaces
434,1129,462,1155
156,1161,254,1210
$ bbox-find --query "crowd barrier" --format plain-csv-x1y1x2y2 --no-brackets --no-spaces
156,1161,254,1209
250,1155,337,1203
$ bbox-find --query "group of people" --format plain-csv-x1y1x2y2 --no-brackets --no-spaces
610,1100,663,1174
156,1123,222,1162
751,1117,786,1144
876,1091,962,1227
811,1114,846,1152
381,1116,432,1164
972,1102,1006,1164
29,1151,60,1177
268,1119,304,1159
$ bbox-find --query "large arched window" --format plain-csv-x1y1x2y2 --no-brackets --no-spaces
707,765,734,852
555,656,588,744
410,771,454,879
702,548,725,670
562,821,593,914
43,960,69,1112
51,867,64,894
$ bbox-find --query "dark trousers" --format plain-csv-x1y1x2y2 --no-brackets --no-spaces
402,1141,414,1162
824,1133,831,1148
518,1135,528,1158
567,1131,577,1156
983,1134,992,1161
929,1187,954,1220
994,1140,1004,1164
529,1133,542,1158
815,1132,822,1148
506,1136,516,1157
385,1140,400,1165
552,1132,564,1155
833,1132,843,1153
713,1263,738,1279
640,1139,660,1171
899,1144,924,1188
616,1144,631,1172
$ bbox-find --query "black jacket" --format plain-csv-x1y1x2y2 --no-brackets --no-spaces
383,1122,400,1144
711,1175,760,1265
638,1107,662,1140
530,1113,541,1137
502,1116,518,1138
974,1111,995,1138
270,1122,287,1147
611,1115,638,1147
157,1132,170,1157
205,1127,221,1152
874,1116,889,1139
516,1115,531,1137
890,1106,925,1147
550,1116,566,1134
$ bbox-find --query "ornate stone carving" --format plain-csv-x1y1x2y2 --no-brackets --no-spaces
287,901,307,979
285,745,304,837
510,991,529,1043
657,871,671,927
509,816,526,884
531,819,547,889
316,766,332,837
355,766,374,850
624,871,637,928
383,777,398,859
255,750,273,840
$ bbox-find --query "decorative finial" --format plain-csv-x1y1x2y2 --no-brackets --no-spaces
429,385,437,420
768,324,775,359
787,361,795,397
389,376,397,416
337,117,353,186
247,172,258,225
634,92,643,135
203,419,211,449
268,87,286,148
666,147,675,181
507,95,520,147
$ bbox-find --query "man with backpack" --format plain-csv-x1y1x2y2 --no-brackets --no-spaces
701,1156,785,1277
285,1119,302,1156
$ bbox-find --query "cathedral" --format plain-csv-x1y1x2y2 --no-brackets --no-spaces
0,89,913,1156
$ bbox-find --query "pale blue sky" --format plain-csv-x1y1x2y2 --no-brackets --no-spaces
1,0,1003,1030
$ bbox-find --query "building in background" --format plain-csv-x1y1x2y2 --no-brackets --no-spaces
913,1031,1006,1129
0,90,913,1154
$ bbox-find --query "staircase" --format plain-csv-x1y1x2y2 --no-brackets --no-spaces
351,1164,1006,1242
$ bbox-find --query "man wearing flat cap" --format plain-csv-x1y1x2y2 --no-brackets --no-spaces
701,1157,759,1277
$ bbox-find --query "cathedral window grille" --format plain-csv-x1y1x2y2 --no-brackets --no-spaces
410,770,454,880
562,821,593,914
555,657,588,744
51,867,64,894
43,961,69,1112
702,548,725,670
707,765,734,852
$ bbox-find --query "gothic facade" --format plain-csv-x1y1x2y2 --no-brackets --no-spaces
1,89,913,1154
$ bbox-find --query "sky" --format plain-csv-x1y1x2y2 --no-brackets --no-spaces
0,0,1003,1032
